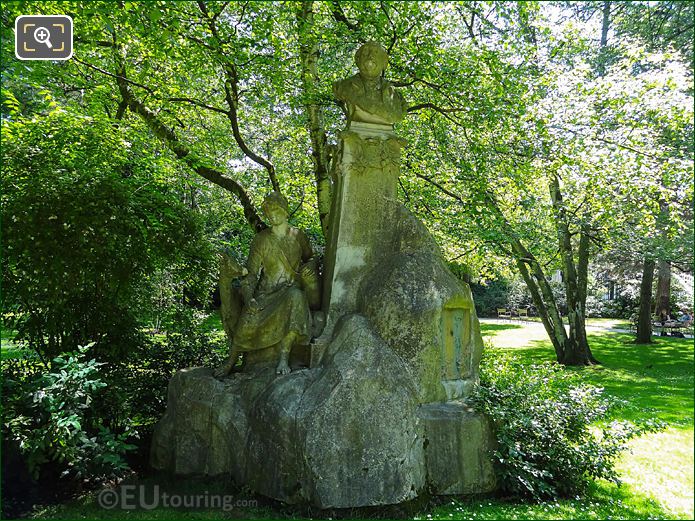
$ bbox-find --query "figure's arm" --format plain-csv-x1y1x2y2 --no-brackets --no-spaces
350,82,406,123
373,84,405,122
333,80,352,120
390,87,407,122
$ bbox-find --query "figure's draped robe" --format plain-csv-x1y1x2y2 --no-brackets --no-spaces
234,228,312,351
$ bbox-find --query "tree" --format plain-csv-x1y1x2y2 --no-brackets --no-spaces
1,104,213,361
636,258,656,343
394,3,692,364
2,1,691,364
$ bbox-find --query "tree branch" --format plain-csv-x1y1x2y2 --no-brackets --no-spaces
111,50,264,231
297,1,332,238
407,102,465,114
167,97,229,115
73,57,155,94
414,171,464,204
197,0,280,193
330,1,359,31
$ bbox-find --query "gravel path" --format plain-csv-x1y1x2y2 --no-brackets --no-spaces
478,318,693,339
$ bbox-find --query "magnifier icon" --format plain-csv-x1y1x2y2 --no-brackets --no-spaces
34,26,53,49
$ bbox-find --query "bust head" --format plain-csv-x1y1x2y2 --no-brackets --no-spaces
262,192,289,226
355,42,388,80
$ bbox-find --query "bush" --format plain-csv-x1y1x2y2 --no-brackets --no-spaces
2,345,136,481
1,109,215,361
593,294,638,319
472,279,511,317
105,319,227,434
2,317,227,485
472,352,662,500
472,277,534,317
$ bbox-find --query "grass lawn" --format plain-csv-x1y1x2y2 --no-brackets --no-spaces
15,320,694,520
200,312,224,333
488,316,634,330
479,322,694,519
584,317,633,330
1,328,29,360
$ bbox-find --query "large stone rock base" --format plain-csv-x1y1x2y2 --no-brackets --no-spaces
151,314,496,508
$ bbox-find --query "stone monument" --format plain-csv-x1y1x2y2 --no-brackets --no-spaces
150,42,496,508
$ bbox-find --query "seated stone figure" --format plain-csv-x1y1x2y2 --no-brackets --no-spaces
214,192,318,377
333,41,407,126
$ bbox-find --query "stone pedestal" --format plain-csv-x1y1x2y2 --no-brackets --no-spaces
418,402,497,495
152,317,497,508
321,122,406,323
152,316,429,508
152,121,497,507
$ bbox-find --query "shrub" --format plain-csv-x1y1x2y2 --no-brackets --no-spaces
1,109,215,361
472,277,535,317
472,352,662,500
598,294,638,319
2,317,228,484
105,320,227,434
3,345,136,480
472,279,511,317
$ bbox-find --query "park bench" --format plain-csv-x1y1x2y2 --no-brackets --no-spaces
516,308,530,322
652,318,688,337
497,308,512,321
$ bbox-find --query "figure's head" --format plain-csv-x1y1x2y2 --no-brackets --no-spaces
355,41,388,79
262,191,290,226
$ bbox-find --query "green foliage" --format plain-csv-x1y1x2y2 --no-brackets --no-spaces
10,326,693,519
105,316,226,432
1,318,225,484
1,108,215,360
473,352,663,500
0,0,691,507
612,1,694,65
472,279,511,317
2,345,136,480
2,1,690,301
472,277,535,317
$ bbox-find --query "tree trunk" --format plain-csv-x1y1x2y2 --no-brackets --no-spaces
636,257,655,343
549,175,597,365
515,257,565,361
654,259,671,317
561,225,598,364
600,1,610,48
509,235,569,362
597,2,611,77
296,1,332,240
488,200,572,363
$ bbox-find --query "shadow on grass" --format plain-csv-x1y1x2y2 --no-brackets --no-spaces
25,472,683,521
492,331,694,426
425,477,680,520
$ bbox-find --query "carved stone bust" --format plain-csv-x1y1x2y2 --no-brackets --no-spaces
333,41,406,127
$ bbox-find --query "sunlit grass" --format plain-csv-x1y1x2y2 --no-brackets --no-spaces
479,323,694,519
616,426,694,518
421,479,673,519
483,316,634,329
1,328,29,360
